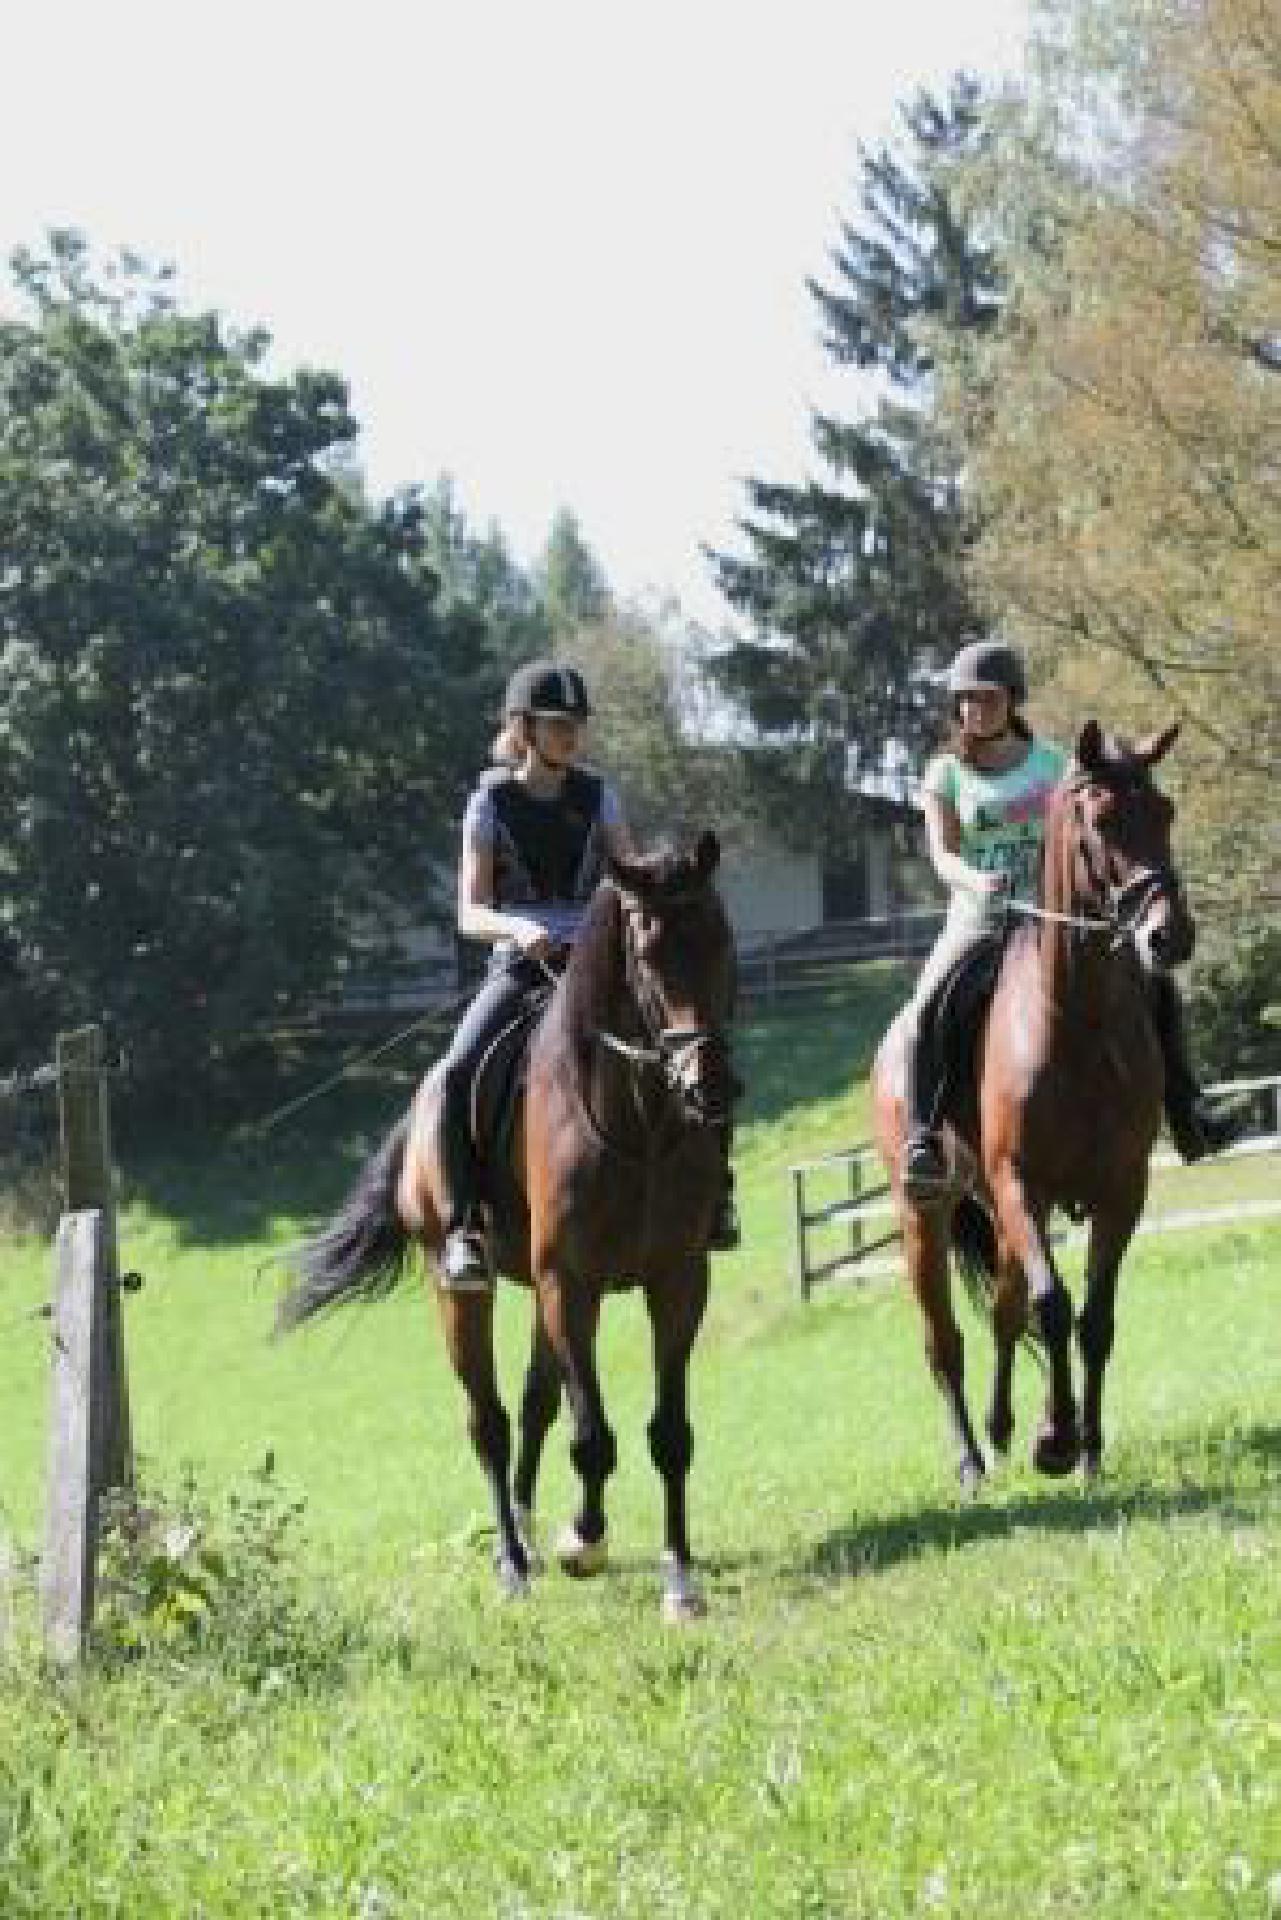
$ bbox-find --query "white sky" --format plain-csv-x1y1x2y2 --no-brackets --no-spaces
2,1,1029,626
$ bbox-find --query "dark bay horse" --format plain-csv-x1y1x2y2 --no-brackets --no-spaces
278,832,736,1620
872,720,1194,1490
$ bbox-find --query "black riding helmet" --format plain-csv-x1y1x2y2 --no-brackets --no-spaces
504,659,594,721
946,639,1028,706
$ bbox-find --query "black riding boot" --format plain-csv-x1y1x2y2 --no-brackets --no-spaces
438,1066,491,1290
902,1014,951,1202
1148,972,1244,1162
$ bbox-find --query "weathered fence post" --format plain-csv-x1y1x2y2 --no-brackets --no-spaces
40,1209,110,1662
56,1024,132,1491
38,1025,133,1662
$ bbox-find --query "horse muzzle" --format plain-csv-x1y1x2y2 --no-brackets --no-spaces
662,1028,733,1127
1119,869,1194,973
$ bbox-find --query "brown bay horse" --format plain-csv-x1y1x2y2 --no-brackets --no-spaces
278,833,735,1620
872,721,1195,1491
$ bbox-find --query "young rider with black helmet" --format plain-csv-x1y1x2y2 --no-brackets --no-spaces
438,658,739,1288
901,638,1238,1204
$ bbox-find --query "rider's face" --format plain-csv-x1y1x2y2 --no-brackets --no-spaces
531,714,585,767
957,687,1011,741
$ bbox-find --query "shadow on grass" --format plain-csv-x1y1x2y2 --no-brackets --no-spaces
801,1420,1281,1585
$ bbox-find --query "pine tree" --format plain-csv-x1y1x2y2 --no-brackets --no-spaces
707,75,1000,835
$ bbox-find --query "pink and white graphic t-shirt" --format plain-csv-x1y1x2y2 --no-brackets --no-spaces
922,739,1069,933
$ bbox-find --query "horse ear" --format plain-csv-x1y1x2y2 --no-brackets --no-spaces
1076,719,1105,774
694,829,720,879
606,854,650,898
1136,722,1179,767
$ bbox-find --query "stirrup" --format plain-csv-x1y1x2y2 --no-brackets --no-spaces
440,1228,492,1293
902,1130,952,1203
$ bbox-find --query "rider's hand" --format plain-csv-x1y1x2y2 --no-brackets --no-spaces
509,918,555,960
977,870,1011,902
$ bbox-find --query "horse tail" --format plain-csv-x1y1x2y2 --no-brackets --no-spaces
276,1116,412,1335
950,1193,998,1320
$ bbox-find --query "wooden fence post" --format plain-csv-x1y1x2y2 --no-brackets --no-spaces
56,1025,132,1492
40,1209,110,1662
38,1026,134,1662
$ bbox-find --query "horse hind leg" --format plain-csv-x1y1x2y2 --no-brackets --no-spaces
986,1249,1028,1459
512,1311,562,1572
436,1290,529,1598
904,1207,986,1496
537,1268,615,1577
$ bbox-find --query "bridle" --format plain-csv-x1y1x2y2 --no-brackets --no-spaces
594,884,733,1128
1007,778,1183,949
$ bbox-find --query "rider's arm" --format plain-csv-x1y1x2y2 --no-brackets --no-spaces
921,792,1005,901
456,818,553,955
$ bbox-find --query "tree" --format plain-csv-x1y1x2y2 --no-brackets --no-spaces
556,609,759,856
0,233,483,1108
706,75,1001,844
539,507,611,640
938,0,1281,937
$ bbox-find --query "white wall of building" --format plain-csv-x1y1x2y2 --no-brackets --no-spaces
717,847,824,946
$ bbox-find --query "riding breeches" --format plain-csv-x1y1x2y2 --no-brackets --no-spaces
903,923,1005,1134
437,954,547,1233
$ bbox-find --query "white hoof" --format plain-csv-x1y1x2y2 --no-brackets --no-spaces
660,1556,706,1625
513,1504,545,1576
555,1522,608,1578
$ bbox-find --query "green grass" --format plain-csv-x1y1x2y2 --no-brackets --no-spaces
2,969,1280,1919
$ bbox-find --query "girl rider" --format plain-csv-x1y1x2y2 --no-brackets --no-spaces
902,638,1238,1204
437,659,740,1288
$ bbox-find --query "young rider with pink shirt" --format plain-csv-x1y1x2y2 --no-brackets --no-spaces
901,639,1238,1203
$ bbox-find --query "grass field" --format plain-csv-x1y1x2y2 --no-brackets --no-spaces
3,968,1280,1918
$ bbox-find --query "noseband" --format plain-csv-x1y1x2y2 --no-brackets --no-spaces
1070,788,1183,948
593,887,731,1127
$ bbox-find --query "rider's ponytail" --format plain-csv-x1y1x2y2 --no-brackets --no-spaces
491,716,530,766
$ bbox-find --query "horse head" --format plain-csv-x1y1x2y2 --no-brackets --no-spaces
606,830,737,1124
1069,718,1195,972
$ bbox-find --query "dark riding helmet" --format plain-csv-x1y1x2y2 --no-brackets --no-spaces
946,638,1027,705
503,658,594,721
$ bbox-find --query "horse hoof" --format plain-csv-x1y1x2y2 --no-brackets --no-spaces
514,1505,545,1577
555,1523,608,1578
495,1557,531,1602
1033,1424,1081,1478
1081,1450,1103,1483
661,1584,707,1626
660,1554,706,1624
958,1456,986,1500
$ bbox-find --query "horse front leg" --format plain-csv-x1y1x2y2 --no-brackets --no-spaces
991,1169,1078,1476
436,1289,529,1597
512,1310,562,1572
645,1256,710,1623
903,1205,986,1495
536,1266,615,1577
1078,1184,1144,1479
